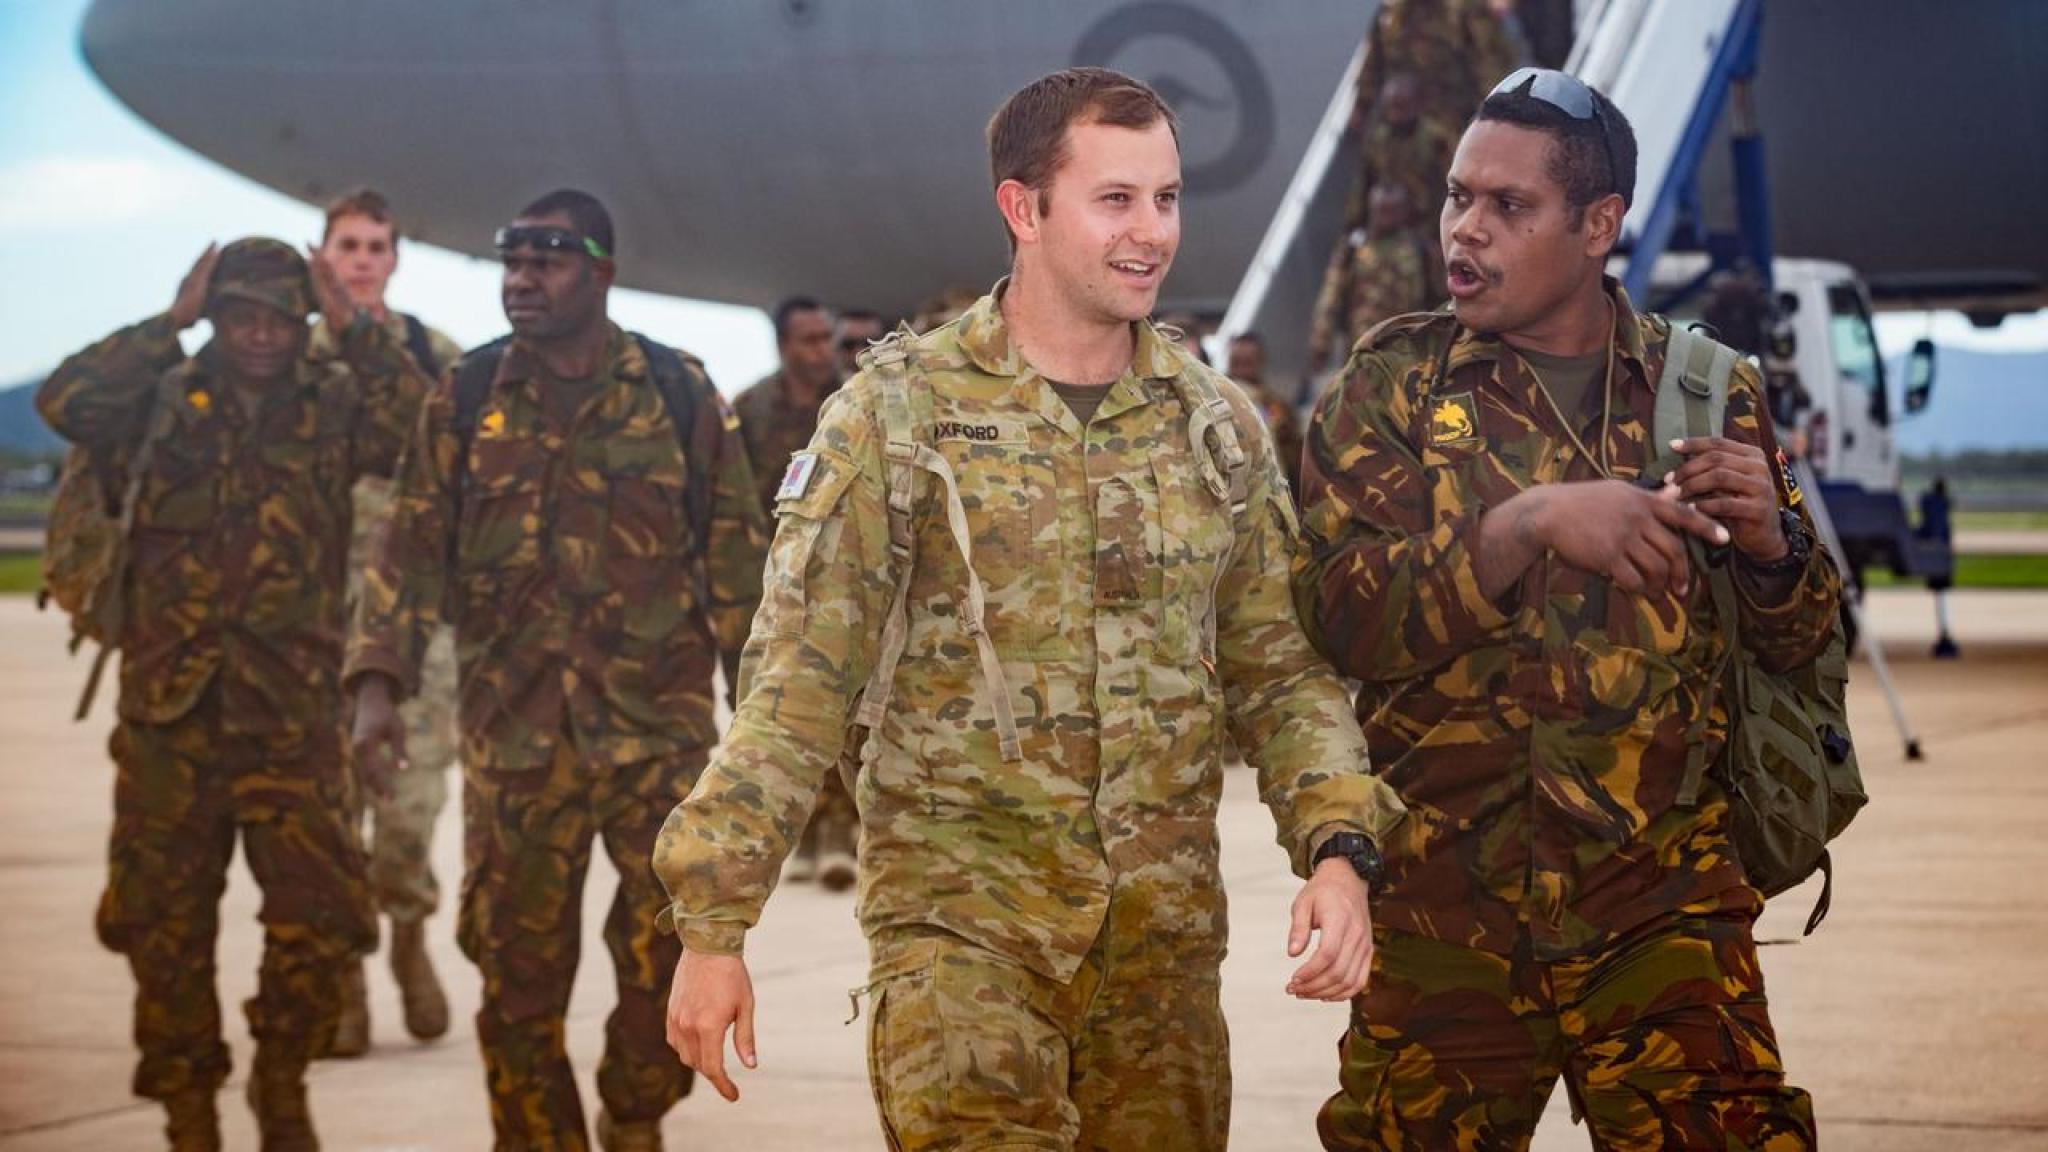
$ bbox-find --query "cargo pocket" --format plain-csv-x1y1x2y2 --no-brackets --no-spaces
861,939,942,1152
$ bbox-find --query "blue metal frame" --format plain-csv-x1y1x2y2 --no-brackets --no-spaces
1622,0,1768,300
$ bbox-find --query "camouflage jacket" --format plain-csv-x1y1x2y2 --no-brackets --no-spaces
1357,0,1520,128
656,289,1404,981
1311,227,1443,366
346,324,768,771
37,311,429,735
1357,114,1458,226
1292,284,1842,959
733,369,838,519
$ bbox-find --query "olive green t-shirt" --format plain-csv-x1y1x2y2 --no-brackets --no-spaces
1517,346,1607,426
1047,379,1112,426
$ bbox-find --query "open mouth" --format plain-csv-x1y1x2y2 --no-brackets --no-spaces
1446,255,1491,300
1110,258,1161,285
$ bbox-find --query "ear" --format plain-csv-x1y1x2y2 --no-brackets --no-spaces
995,179,1042,248
1583,192,1626,260
593,258,617,291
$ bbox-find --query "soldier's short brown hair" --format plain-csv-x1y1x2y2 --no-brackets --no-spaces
322,186,399,246
987,67,1179,248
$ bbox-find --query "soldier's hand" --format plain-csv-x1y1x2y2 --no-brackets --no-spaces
1285,859,1375,1002
667,948,757,1102
305,242,359,328
349,673,409,800
169,243,221,330
1666,436,1788,562
1537,479,1729,597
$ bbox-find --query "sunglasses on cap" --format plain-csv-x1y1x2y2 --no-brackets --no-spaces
493,225,611,261
1490,67,1620,198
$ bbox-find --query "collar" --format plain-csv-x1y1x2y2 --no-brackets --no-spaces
954,278,1185,384
1444,276,1653,384
501,322,631,395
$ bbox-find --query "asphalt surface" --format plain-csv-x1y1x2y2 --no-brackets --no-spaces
1,589,2044,1150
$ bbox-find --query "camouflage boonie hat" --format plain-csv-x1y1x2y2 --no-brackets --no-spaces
208,237,312,319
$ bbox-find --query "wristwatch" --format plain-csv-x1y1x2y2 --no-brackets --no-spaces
1739,507,1812,577
1311,831,1385,887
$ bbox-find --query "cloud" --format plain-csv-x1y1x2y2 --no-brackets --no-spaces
0,155,197,232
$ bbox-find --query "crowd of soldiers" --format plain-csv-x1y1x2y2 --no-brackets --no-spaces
42,5,1840,1150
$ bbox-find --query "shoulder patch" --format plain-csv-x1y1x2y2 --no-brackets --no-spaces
776,451,820,502
1776,447,1804,506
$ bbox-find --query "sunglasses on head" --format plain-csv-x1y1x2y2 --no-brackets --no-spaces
493,225,611,261
1490,67,1620,199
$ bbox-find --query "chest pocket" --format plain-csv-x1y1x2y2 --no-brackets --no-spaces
1152,454,1237,662
459,426,547,573
140,427,220,536
942,434,1062,657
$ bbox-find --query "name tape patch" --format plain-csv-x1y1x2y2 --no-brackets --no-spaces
935,419,1026,445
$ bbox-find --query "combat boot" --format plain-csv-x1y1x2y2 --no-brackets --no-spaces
596,1109,663,1151
816,812,858,894
245,1050,318,1151
388,918,449,1040
318,960,368,1059
162,1089,220,1151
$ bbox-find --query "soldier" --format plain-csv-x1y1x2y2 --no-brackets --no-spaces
833,308,886,382
657,67,1405,1149
1225,331,1305,499
1354,0,1522,139
1309,181,1443,373
346,188,767,1152
732,296,857,891
1348,72,1458,230
38,238,426,1150
1295,69,1835,1149
307,186,463,1057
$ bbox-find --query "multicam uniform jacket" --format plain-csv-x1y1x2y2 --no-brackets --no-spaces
656,290,1405,982
37,312,428,736
346,323,767,772
1292,284,1842,960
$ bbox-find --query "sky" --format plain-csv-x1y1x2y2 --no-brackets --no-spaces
1,0,2043,392
0,0,776,391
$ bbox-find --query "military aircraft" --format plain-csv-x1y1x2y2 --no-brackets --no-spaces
78,0,2045,326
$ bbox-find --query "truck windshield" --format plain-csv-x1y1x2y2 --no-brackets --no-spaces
1827,283,1889,426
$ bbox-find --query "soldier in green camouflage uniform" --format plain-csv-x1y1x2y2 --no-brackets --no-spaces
38,238,426,1150
1295,73,1832,1150
1311,182,1443,374
1347,72,1460,232
1225,330,1306,499
732,296,859,891
659,68,1405,1151
307,187,466,1056
1355,0,1521,141
347,189,767,1152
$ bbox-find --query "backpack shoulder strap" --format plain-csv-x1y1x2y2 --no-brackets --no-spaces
852,328,1022,762
450,338,511,495
1656,322,1746,807
401,313,441,380
1169,365,1250,520
630,333,720,568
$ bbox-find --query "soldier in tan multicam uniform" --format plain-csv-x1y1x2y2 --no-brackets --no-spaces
38,238,428,1150
1296,71,1833,1151
347,189,767,1152
658,68,1404,1151
303,187,464,1058
733,296,859,890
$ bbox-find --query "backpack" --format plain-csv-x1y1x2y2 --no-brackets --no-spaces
449,332,724,601
39,375,180,720
1650,323,1868,935
848,326,1251,769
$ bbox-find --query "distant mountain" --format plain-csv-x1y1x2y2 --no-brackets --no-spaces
1890,347,2048,454
0,379,64,457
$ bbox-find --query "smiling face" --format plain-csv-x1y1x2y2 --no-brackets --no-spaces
1440,120,1620,343
1005,117,1182,327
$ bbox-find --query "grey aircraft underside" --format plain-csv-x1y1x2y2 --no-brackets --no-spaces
79,0,2048,322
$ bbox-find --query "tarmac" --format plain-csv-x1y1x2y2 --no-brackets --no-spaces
1,587,2045,1151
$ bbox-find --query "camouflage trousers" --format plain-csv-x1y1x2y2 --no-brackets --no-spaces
1317,907,1817,1151
97,692,376,1099
458,733,704,1150
344,626,459,924
862,920,1229,1151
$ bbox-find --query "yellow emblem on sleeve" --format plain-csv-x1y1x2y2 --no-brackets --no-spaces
1431,393,1478,443
481,408,507,436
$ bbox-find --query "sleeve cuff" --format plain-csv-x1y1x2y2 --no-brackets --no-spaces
343,648,417,701
677,917,748,956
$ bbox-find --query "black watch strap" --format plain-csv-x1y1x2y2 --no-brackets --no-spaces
1739,507,1811,576
1311,831,1385,887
